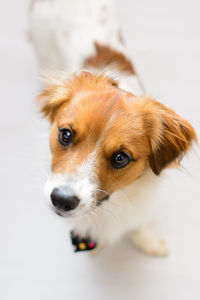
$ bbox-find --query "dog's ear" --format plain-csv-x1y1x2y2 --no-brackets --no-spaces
36,77,71,123
143,99,197,175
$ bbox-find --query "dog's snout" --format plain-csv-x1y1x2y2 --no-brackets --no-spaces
50,188,80,211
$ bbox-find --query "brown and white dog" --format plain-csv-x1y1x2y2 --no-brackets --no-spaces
30,0,196,255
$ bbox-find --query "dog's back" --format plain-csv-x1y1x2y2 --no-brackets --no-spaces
29,0,123,73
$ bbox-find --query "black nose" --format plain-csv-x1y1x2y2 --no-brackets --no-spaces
50,188,80,212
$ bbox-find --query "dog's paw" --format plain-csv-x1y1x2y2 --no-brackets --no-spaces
130,226,168,257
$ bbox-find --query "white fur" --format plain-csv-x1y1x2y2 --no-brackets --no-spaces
72,170,165,245
130,226,168,256
29,0,144,95
44,167,167,248
29,0,122,72
30,0,165,254
44,151,98,216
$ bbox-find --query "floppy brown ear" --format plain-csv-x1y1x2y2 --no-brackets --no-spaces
147,100,197,175
36,77,71,123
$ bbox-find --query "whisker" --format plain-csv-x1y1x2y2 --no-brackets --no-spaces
92,194,116,219
178,163,200,182
89,207,103,229
120,189,134,206
94,204,113,216
94,197,122,210
92,201,119,222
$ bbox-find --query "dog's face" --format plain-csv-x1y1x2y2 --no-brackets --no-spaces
38,72,196,217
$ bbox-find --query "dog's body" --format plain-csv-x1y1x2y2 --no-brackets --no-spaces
30,0,196,255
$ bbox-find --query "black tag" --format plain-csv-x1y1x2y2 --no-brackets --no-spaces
70,231,97,252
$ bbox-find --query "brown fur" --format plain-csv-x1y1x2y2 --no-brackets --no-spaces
37,72,196,197
137,99,197,175
84,42,135,74
149,105,197,175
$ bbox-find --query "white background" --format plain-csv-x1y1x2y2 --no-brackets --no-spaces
0,0,200,299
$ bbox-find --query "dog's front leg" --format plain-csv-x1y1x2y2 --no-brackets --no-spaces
129,226,168,257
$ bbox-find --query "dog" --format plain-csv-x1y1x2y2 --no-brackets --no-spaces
29,0,196,255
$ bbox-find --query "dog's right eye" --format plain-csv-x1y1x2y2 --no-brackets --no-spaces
110,151,132,169
58,128,73,147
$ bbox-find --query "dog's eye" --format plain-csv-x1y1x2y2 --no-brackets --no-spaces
110,152,132,169
58,128,73,147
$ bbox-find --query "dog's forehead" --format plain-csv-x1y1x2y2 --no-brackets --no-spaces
57,89,129,129
55,89,147,155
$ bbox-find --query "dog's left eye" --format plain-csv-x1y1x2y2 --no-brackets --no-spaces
110,152,132,169
58,128,73,147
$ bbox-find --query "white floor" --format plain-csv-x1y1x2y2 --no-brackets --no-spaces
1,1,200,299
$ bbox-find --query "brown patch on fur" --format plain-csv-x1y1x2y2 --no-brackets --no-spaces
37,73,197,198
84,42,135,74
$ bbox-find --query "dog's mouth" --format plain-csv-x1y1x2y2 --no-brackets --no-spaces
55,210,65,217
53,208,74,217
52,195,110,217
95,195,110,206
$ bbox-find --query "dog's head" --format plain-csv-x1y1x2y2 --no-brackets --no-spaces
37,71,196,217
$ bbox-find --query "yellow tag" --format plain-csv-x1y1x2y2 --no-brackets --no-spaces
79,243,86,250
